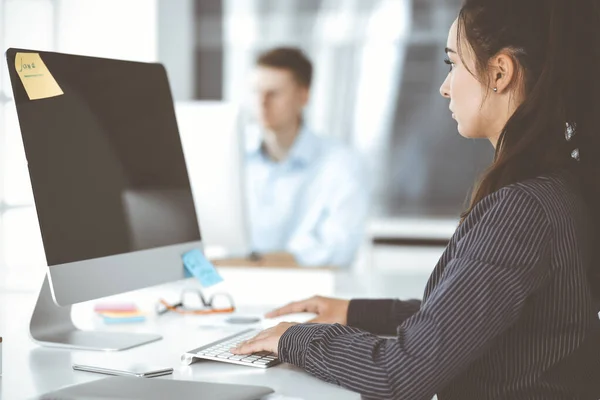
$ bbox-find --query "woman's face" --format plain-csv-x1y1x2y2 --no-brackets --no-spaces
439,20,506,146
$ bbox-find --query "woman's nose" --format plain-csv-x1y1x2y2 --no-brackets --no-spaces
440,75,451,98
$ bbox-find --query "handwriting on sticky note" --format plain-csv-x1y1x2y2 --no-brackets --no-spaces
15,52,64,100
182,249,223,288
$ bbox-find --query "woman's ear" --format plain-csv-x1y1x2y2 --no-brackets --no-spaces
489,52,516,94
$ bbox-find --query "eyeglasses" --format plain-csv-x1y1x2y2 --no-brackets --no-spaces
156,289,235,315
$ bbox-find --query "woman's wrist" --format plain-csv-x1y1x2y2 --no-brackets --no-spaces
277,323,321,368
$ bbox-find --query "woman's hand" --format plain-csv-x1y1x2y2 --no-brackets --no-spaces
230,322,297,355
231,296,350,355
265,295,350,325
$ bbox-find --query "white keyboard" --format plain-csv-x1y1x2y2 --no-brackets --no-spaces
181,329,280,368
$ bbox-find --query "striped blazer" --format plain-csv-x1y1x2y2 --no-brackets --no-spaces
278,171,600,400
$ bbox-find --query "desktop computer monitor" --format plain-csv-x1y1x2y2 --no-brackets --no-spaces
6,48,202,351
175,101,251,260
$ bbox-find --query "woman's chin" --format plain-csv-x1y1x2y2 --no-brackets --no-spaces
456,125,481,139
456,124,468,138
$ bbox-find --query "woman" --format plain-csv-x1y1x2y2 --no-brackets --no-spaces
232,0,600,398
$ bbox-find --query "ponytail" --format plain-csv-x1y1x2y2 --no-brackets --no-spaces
457,0,600,299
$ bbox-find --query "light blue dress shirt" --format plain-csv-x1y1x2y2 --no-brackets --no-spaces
244,125,370,267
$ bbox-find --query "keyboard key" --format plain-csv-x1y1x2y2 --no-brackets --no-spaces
186,330,280,368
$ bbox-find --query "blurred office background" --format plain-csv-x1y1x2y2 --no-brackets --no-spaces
0,0,493,293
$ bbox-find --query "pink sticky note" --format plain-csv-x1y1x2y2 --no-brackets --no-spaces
93,303,138,312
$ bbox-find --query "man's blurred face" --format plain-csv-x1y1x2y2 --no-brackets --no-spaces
251,66,309,133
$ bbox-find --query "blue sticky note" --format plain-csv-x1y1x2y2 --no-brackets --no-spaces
182,249,223,288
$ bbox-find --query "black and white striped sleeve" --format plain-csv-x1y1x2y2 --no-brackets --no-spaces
277,188,553,400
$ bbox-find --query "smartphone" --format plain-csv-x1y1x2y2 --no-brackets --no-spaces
72,363,174,378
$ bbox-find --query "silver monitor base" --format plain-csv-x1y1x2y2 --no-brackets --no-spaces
30,274,162,351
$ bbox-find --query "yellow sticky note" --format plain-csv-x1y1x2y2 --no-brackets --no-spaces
97,311,146,318
15,52,64,100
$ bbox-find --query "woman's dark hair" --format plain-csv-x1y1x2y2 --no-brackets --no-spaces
456,0,600,296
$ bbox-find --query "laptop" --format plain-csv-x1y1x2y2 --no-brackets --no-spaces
31,376,274,400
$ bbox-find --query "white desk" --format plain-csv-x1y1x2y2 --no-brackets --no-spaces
0,267,431,400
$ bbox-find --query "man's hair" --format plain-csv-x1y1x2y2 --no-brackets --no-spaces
256,47,313,88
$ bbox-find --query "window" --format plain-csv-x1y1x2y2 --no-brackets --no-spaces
0,0,54,291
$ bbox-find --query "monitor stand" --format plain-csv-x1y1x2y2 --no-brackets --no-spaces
30,274,162,351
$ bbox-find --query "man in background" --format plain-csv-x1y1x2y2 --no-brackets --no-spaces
245,47,369,267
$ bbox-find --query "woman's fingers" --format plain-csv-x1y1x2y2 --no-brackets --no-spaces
231,339,261,354
231,328,277,354
265,298,318,318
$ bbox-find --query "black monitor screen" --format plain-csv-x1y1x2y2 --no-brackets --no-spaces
6,49,201,266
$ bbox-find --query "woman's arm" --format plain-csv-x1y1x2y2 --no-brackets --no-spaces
346,299,422,335
278,188,553,399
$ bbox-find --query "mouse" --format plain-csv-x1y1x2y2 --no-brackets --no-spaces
225,316,261,325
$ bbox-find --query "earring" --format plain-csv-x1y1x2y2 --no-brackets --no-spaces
493,87,498,92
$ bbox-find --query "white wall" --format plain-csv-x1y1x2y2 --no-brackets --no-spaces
157,0,195,100
56,0,158,62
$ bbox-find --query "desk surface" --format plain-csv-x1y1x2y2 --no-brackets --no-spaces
0,267,431,400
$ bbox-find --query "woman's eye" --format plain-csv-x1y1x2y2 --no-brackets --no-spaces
444,58,455,72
